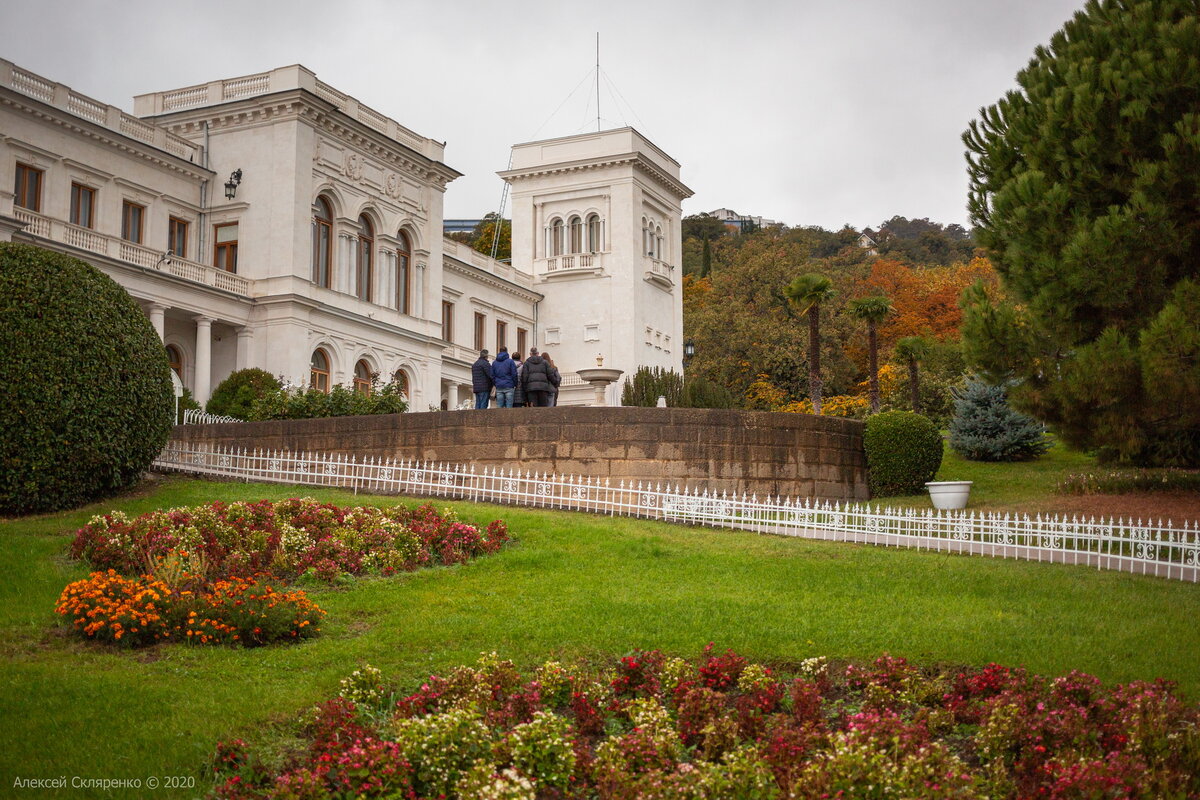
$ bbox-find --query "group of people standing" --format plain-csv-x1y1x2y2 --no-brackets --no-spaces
471,347,562,408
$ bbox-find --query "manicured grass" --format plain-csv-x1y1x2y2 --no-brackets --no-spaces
2,474,1198,797
873,437,1097,513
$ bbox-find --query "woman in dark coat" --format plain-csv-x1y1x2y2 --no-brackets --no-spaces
521,348,553,407
511,352,525,407
544,352,562,406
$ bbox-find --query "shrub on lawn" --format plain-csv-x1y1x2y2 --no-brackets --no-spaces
206,650,1200,799
0,242,173,514
70,498,510,582
949,378,1050,462
864,410,943,496
247,378,408,420
55,570,324,648
1056,468,1200,495
205,368,281,420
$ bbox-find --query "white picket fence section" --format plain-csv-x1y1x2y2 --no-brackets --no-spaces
182,409,243,425
152,441,1200,583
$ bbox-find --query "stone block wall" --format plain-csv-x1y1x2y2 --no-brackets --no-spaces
168,407,868,501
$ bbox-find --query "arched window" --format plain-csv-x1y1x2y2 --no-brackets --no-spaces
568,216,582,254
642,217,652,257
312,197,333,288
655,225,663,261
165,345,183,379
392,369,410,398
550,218,564,256
353,359,372,395
587,214,601,252
396,231,411,314
356,215,374,302
310,349,330,393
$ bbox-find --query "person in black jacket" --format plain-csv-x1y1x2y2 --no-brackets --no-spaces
471,349,493,409
511,352,525,407
521,348,553,407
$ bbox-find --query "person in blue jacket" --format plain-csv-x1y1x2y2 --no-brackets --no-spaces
471,349,493,409
491,347,518,408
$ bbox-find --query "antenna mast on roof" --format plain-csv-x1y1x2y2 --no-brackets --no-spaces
596,33,601,132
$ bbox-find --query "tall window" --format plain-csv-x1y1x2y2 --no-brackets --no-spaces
442,301,454,343
121,201,144,243
517,328,527,356
587,214,601,252
214,223,238,271
396,231,411,314
474,312,486,351
311,197,332,288
14,163,42,211
353,359,372,395
392,370,410,399
656,225,663,261
165,345,183,379
70,183,95,228
550,218,564,256
310,349,330,393
356,215,374,301
168,217,188,257
496,320,507,351
568,215,582,254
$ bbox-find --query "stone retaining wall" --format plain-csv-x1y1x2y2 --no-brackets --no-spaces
168,407,868,501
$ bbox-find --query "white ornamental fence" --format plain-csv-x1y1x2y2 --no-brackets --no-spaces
181,409,243,425
152,441,1200,583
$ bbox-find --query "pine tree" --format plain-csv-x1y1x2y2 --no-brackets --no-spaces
949,379,1050,462
962,0,1200,465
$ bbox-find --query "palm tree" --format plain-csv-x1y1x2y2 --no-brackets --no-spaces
893,335,932,414
848,295,894,414
784,273,836,414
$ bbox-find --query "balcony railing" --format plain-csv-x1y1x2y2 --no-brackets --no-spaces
542,252,603,275
645,257,675,288
12,208,252,296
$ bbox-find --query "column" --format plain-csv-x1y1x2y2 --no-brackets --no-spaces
194,316,213,406
148,303,166,341
415,262,426,318
338,233,354,294
236,326,253,370
446,381,459,410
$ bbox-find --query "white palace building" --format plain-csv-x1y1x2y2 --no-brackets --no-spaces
0,59,690,409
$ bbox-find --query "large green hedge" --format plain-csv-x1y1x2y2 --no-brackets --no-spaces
864,410,943,497
206,367,280,419
0,243,173,514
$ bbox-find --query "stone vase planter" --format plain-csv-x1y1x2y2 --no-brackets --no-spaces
925,480,973,510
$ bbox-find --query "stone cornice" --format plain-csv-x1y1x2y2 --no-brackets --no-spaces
146,88,462,189
499,152,693,201
443,256,542,303
0,89,214,181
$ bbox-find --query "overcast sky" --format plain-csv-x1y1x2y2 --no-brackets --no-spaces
1,0,1086,231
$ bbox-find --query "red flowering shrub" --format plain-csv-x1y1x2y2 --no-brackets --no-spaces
70,499,510,584
201,650,1200,799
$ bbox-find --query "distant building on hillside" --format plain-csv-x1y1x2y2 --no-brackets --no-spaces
707,207,780,232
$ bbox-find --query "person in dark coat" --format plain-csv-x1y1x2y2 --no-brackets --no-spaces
521,348,553,407
511,352,525,407
471,349,493,409
491,347,518,408
544,351,562,406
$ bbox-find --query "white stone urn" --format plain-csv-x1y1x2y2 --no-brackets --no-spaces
925,480,973,510
576,367,624,406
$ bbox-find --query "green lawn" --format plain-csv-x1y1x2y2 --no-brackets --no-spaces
873,437,1097,512
2,474,1198,797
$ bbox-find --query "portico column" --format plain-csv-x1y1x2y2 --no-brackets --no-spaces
194,316,213,406
148,303,166,341
446,382,459,410
236,326,253,370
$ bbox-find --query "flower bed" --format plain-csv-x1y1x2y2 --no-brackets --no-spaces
56,570,324,647
59,499,510,649
70,498,511,582
206,647,1200,799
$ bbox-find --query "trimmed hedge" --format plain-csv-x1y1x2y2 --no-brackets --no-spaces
0,243,173,514
864,410,943,497
206,368,280,420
